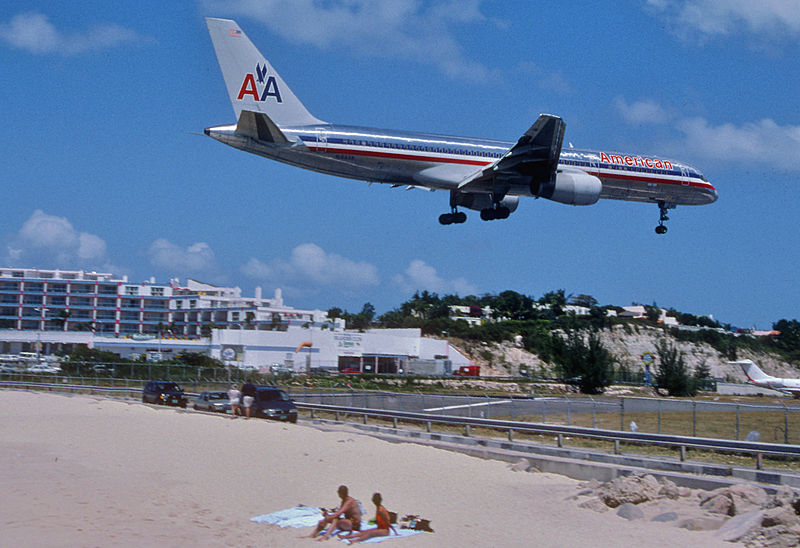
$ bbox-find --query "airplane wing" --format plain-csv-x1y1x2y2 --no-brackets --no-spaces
457,114,566,194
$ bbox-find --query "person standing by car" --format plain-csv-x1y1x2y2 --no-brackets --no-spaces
241,379,256,419
227,384,241,417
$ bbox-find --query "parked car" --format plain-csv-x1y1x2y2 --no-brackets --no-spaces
252,386,298,423
340,368,361,374
193,390,230,412
142,381,187,408
269,363,294,375
28,363,60,374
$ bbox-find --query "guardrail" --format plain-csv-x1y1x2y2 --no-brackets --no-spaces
3,380,798,469
294,402,800,466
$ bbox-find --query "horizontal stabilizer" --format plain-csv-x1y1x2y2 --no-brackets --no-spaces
235,110,292,145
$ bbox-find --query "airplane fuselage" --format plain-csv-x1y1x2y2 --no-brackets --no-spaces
205,123,717,206
204,17,717,230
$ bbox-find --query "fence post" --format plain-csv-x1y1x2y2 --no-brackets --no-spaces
680,446,686,461
557,433,563,448
508,428,514,441
785,404,789,445
657,400,662,434
620,397,625,432
567,397,571,426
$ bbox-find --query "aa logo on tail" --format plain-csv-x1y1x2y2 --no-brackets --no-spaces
237,63,282,103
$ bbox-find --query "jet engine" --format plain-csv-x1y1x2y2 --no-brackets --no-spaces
535,171,602,206
455,193,520,213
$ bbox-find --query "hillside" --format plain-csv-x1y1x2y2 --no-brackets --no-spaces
453,324,797,382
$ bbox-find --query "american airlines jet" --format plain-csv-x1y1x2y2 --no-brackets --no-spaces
204,18,717,233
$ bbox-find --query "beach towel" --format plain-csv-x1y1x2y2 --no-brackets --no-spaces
251,506,424,543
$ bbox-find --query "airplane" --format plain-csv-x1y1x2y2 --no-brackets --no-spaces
204,18,717,233
733,360,800,398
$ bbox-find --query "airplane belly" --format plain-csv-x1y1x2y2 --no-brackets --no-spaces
598,175,715,206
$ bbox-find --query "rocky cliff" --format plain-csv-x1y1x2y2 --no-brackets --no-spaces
454,324,796,381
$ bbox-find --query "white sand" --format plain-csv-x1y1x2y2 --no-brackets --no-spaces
0,390,729,547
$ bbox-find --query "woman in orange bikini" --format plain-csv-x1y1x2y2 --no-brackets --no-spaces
342,493,396,544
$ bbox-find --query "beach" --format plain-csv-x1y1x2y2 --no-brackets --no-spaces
0,390,728,547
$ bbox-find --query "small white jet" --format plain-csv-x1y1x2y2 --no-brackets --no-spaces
733,360,800,398
204,18,717,233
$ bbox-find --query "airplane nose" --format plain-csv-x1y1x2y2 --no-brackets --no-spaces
204,128,210,136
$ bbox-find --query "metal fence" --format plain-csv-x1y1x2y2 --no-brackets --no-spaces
283,388,800,445
3,368,798,446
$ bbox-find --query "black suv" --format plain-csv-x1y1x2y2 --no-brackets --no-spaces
142,381,187,408
252,386,298,423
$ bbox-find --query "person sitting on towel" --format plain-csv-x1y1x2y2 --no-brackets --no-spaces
342,493,396,543
309,485,362,540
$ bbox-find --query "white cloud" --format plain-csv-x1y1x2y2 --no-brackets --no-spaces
0,12,149,55
646,0,800,42
4,210,108,267
614,96,800,170
203,0,496,80
392,259,477,295
146,239,221,277
241,243,379,289
614,97,671,125
676,117,800,170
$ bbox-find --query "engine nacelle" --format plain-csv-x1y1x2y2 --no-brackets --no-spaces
536,171,602,206
455,193,519,213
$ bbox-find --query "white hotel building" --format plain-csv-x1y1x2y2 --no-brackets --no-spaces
0,267,469,372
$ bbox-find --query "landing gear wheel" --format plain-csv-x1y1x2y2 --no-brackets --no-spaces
480,208,495,221
439,213,453,225
655,201,673,235
495,206,510,219
454,211,467,224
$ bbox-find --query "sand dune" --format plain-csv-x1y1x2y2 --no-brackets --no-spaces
0,391,727,547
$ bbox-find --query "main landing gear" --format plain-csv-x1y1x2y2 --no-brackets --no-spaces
439,209,467,225
479,205,511,221
655,201,674,234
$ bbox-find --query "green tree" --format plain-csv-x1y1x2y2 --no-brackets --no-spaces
569,294,598,308
327,307,343,320
653,339,696,396
493,290,534,321
173,352,223,368
539,290,566,316
553,331,614,394
644,303,661,322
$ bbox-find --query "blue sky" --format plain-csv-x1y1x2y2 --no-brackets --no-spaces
1,1,798,329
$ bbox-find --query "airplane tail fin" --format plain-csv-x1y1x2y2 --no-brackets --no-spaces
205,17,324,127
730,360,770,382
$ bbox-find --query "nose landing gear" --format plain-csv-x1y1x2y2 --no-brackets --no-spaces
655,201,675,234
